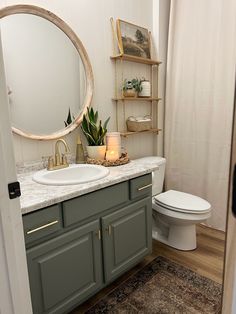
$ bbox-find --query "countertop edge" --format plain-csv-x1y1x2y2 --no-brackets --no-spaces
20,162,158,215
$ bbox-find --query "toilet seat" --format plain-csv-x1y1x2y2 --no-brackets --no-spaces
154,190,211,214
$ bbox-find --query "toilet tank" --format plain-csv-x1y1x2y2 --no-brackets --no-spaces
135,156,166,196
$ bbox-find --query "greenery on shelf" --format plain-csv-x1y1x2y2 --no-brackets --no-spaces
81,107,110,146
122,78,143,93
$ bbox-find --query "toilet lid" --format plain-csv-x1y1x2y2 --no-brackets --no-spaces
154,190,211,214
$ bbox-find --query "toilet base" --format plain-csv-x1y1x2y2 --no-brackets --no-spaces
152,223,197,251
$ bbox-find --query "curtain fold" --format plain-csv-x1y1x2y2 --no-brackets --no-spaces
164,0,236,230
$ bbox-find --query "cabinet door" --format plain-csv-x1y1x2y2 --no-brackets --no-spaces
27,220,102,314
102,198,152,283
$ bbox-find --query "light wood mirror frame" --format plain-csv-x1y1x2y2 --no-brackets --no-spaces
0,4,94,140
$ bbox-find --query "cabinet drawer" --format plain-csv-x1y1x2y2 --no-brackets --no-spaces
23,204,62,245
63,181,129,227
130,173,152,200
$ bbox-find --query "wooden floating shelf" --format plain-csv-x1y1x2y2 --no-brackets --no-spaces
112,97,161,102
110,54,161,65
120,128,162,137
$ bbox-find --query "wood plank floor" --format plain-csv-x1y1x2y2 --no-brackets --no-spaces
71,225,225,313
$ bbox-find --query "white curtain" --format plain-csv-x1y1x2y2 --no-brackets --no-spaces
165,0,236,231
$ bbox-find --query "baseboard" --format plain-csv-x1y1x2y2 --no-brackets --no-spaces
199,223,226,234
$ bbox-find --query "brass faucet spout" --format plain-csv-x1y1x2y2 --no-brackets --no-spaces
55,139,70,156
47,139,70,171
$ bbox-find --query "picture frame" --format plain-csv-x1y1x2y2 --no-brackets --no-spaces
116,19,151,59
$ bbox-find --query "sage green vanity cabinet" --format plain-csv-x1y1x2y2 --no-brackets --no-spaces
62,181,129,227
102,198,152,282
23,173,152,313
26,220,103,314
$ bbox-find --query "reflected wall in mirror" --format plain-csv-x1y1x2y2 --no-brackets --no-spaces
0,5,94,140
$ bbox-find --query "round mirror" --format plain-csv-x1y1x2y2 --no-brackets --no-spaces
0,5,94,140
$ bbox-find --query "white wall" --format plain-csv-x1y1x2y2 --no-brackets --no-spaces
0,0,167,163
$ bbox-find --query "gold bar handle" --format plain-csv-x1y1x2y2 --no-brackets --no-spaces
96,230,101,240
105,225,112,236
137,183,152,191
26,220,59,235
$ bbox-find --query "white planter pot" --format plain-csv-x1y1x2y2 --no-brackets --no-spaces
86,145,106,160
139,81,151,97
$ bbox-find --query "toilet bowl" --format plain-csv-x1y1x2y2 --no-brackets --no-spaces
136,156,212,251
152,190,211,250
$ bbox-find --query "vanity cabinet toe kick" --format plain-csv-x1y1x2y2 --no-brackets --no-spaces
22,173,152,314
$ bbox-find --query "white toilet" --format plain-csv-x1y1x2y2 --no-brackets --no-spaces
137,156,211,251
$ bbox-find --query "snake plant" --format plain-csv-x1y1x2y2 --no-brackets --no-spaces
81,107,110,146
64,108,75,127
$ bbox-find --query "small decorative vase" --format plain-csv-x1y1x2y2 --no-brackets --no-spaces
86,145,106,160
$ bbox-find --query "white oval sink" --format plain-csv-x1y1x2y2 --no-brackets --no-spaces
33,164,110,185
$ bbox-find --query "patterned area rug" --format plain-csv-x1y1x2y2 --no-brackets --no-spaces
85,256,222,314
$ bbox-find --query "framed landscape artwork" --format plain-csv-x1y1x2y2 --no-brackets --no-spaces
116,19,151,59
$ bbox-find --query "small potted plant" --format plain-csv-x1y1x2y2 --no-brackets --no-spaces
81,107,110,160
122,78,142,97
122,79,136,97
131,78,142,95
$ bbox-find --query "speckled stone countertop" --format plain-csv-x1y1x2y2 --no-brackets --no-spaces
18,158,158,215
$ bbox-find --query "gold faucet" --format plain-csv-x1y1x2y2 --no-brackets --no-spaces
47,139,70,171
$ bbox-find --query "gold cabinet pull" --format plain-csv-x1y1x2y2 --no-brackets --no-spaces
96,230,101,240
137,183,152,191
26,220,59,235
105,225,112,236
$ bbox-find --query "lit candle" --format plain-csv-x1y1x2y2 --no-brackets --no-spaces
106,150,119,162
107,145,121,157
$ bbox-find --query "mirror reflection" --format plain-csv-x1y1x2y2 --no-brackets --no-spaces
1,14,86,135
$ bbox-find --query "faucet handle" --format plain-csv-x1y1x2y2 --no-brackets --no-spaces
61,153,68,166
55,153,60,166
42,155,51,168
47,156,54,170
